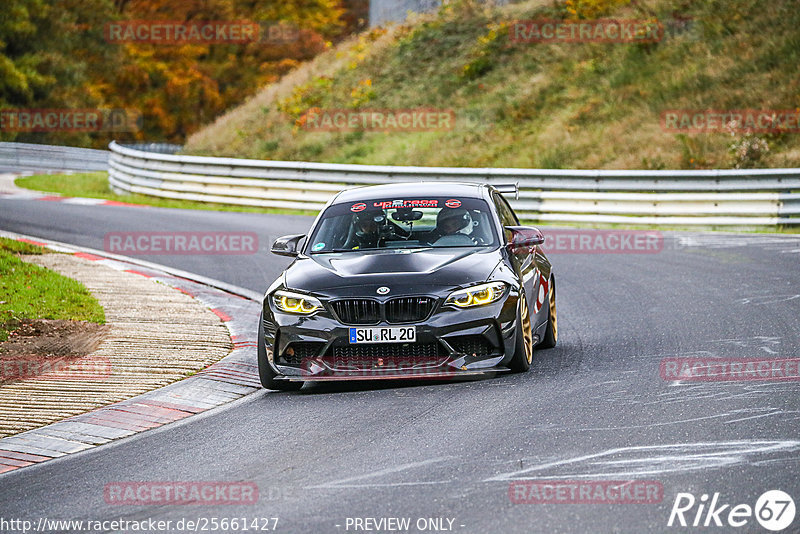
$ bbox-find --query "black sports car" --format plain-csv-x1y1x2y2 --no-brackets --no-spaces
258,182,557,390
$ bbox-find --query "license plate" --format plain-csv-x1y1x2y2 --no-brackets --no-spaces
349,326,416,344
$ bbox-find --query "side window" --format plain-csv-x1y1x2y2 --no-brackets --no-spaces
493,193,518,242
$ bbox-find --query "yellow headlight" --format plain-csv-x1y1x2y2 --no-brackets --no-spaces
273,291,322,315
453,293,473,307
445,282,506,308
471,288,495,305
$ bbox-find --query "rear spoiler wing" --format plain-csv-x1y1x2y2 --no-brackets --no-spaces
493,183,519,200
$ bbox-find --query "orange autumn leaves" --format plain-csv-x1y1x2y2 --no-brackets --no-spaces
0,0,356,146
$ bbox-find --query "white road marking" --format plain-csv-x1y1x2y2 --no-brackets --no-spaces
307,456,454,489
738,294,800,305
485,440,800,481
724,410,800,425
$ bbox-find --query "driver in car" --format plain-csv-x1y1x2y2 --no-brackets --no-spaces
427,207,473,245
350,209,386,249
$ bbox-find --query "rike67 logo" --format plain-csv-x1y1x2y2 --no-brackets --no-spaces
668,490,795,531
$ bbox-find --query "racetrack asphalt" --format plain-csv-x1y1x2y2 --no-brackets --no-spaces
1,194,800,533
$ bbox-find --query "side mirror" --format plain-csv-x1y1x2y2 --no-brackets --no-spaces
271,234,306,257
505,226,544,254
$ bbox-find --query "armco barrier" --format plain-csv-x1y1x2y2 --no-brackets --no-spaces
108,142,800,226
0,142,109,172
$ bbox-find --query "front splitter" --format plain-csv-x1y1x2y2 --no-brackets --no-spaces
275,367,511,381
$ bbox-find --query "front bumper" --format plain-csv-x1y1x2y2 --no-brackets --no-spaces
262,291,519,381
275,368,511,382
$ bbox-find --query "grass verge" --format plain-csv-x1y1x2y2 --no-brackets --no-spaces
0,238,105,342
15,172,318,217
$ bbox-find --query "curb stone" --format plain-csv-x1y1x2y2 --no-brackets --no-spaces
0,231,263,475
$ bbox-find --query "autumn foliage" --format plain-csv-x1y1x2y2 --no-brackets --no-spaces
0,0,363,146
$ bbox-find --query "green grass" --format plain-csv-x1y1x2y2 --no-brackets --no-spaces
1,239,47,255
17,172,115,199
15,173,317,216
0,238,105,342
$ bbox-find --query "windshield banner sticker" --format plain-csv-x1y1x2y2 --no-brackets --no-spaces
372,199,440,209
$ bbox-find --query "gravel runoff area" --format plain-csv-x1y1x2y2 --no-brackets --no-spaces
0,252,233,438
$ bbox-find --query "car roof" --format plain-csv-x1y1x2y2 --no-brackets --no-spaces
332,182,489,204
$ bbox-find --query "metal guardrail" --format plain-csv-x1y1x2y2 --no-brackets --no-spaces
0,142,108,173
122,142,183,155
107,141,800,225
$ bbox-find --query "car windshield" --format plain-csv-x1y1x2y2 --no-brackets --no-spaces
307,197,499,253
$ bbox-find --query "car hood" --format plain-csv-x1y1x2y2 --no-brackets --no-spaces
285,247,501,296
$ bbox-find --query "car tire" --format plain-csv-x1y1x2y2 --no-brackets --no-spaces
509,291,533,373
538,276,558,349
258,312,303,391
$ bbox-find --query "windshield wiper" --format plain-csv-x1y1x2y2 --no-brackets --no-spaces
311,248,359,253
312,246,431,254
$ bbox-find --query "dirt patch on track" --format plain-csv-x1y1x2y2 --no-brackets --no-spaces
0,319,109,384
